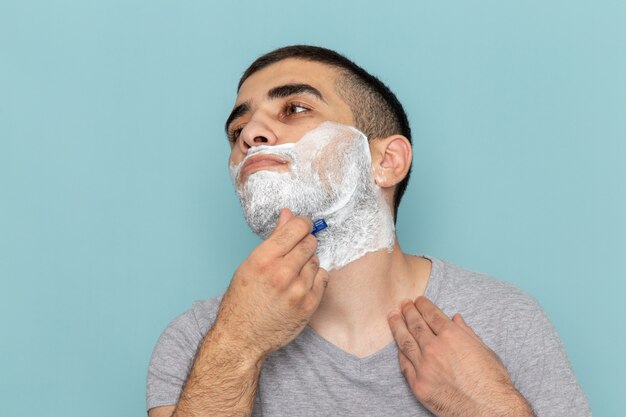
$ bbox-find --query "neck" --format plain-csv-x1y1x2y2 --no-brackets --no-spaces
308,241,432,357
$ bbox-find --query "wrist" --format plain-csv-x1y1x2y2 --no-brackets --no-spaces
207,322,267,369
463,386,534,417
491,388,535,417
509,390,535,417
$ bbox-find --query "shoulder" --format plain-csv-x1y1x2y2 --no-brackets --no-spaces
427,257,555,359
428,259,592,414
146,294,225,410
431,257,542,321
188,294,225,334
149,294,225,369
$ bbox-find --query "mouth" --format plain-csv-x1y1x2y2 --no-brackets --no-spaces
239,154,290,180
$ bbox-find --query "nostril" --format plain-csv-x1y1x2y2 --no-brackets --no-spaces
253,136,268,144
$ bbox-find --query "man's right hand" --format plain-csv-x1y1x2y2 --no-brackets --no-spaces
213,208,329,362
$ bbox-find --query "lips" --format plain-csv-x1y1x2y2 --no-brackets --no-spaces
240,154,290,179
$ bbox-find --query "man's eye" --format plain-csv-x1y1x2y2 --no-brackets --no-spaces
285,103,309,115
228,126,243,143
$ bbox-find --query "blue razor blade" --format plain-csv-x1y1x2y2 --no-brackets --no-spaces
311,218,328,236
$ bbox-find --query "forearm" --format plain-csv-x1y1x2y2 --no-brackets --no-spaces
173,327,264,417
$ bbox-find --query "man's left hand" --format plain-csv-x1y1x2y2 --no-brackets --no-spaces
387,296,534,417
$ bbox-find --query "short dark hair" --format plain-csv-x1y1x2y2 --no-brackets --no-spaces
238,45,412,221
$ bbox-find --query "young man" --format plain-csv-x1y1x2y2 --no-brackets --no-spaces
147,46,592,417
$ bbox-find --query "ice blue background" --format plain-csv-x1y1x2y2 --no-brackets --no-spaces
1,0,623,415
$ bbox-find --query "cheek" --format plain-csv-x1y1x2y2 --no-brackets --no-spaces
283,123,321,144
229,149,243,166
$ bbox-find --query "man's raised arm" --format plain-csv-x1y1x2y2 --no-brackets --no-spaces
150,209,329,417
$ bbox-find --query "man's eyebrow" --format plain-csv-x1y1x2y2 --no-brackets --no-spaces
267,83,326,102
225,102,250,134
224,83,326,134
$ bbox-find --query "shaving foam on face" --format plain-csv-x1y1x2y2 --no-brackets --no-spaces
229,121,395,271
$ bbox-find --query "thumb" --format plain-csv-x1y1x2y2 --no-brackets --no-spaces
270,208,293,236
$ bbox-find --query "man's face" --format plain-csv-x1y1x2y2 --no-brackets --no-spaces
226,58,355,184
225,58,397,263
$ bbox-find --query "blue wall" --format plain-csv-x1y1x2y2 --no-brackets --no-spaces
1,1,623,415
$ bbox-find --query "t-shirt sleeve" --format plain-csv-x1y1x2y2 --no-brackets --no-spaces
146,309,205,411
507,303,593,417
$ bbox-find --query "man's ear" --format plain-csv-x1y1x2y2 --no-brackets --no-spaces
370,135,412,189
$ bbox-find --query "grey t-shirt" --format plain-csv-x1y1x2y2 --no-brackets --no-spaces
146,255,592,416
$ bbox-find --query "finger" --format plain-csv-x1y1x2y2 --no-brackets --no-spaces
452,313,482,342
400,298,434,346
398,349,418,387
262,214,313,258
387,310,421,368
415,296,451,335
275,208,293,230
305,267,329,309
298,255,321,289
283,233,318,273
267,208,294,240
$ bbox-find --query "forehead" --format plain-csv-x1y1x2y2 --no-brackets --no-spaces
236,58,343,104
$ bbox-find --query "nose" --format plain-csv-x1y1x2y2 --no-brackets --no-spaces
238,117,278,153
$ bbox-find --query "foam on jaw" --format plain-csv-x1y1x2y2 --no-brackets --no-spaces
229,121,395,271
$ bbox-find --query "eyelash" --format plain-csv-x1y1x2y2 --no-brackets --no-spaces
227,102,311,144
227,127,243,144
284,102,310,116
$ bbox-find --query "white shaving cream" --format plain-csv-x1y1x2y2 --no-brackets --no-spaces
229,121,395,271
